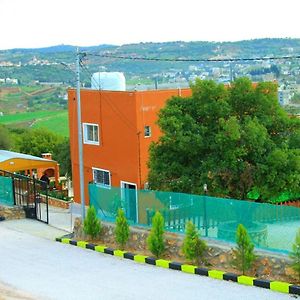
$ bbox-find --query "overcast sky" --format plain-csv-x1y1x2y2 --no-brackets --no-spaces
0,0,299,50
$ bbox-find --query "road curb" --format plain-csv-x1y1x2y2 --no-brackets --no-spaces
55,237,300,296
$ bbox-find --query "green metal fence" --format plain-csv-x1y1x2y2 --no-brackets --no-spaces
0,176,14,206
89,183,300,253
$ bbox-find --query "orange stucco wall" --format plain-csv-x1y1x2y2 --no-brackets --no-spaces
68,88,192,204
135,89,192,187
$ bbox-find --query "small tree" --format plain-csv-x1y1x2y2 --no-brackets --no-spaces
231,224,256,275
289,228,300,281
147,211,165,258
115,209,130,250
182,221,207,265
83,206,101,240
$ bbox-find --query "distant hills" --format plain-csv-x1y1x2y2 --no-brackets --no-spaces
1,38,300,85
7,44,116,54
3,38,300,58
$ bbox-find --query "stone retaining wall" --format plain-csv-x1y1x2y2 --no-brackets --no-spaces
73,217,295,279
47,197,71,209
0,205,25,220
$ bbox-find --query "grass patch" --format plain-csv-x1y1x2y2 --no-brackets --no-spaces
0,111,59,124
33,111,69,137
0,110,69,137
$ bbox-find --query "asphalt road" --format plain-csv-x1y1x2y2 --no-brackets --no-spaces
0,222,296,300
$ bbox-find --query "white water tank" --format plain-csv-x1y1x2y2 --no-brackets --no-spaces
91,72,126,91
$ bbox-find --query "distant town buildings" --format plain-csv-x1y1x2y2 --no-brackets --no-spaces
0,78,18,85
278,89,291,106
1,52,300,106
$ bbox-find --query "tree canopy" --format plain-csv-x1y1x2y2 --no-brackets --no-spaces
11,127,71,177
16,127,63,157
0,125,71,178
148,78,300,201
0,125,12,150
52,138,72,178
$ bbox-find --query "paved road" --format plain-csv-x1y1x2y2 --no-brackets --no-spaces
0,222,296,300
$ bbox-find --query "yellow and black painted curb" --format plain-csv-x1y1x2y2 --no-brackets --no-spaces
56,237,300,296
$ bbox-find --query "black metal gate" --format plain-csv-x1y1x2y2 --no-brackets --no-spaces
0,170,49,223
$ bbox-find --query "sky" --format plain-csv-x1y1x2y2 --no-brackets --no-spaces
0,0,300,50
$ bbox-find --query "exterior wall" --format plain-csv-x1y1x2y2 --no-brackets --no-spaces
135,89,192,188
68,88,192,204
69,89,140,204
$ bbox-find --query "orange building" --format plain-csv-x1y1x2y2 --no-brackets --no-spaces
68,88,192,204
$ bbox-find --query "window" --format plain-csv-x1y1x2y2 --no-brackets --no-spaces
144,126,151,137
83,123,99,145
92,168,111,187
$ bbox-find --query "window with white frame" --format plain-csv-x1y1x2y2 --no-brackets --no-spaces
83,123,99,145
144,125,151,137
92,168,111,187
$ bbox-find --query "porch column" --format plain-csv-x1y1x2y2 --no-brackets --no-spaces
54,164,60,189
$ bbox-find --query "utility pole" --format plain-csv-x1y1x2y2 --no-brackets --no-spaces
230,63,233,83
76,48,85,220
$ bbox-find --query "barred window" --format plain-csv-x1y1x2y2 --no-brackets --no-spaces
92,168,110,187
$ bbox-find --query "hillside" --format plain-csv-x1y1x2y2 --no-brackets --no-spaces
0,85,67,114
1,38,300,85
1,38,300,135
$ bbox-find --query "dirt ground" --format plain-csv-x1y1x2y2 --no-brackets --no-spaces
0,282,37,300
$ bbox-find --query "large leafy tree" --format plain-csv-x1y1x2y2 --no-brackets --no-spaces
148,78,300,201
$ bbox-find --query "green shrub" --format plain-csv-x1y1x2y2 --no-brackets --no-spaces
147,211,165,258
231,224,256,275
115,209,130,250
46,189,71,202
290,228,300,280
83,206,101,239
182,221,207,265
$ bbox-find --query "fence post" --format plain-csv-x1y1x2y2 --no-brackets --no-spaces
11,175,16,206
33,177,37,218
203,184,208,237
146,209,150,225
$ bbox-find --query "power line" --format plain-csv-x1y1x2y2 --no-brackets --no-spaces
86,53,300,63
79,60,137,132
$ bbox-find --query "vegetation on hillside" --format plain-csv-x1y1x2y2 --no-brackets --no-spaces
1,38,300,84
0,125,12,150
0,85,67,114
